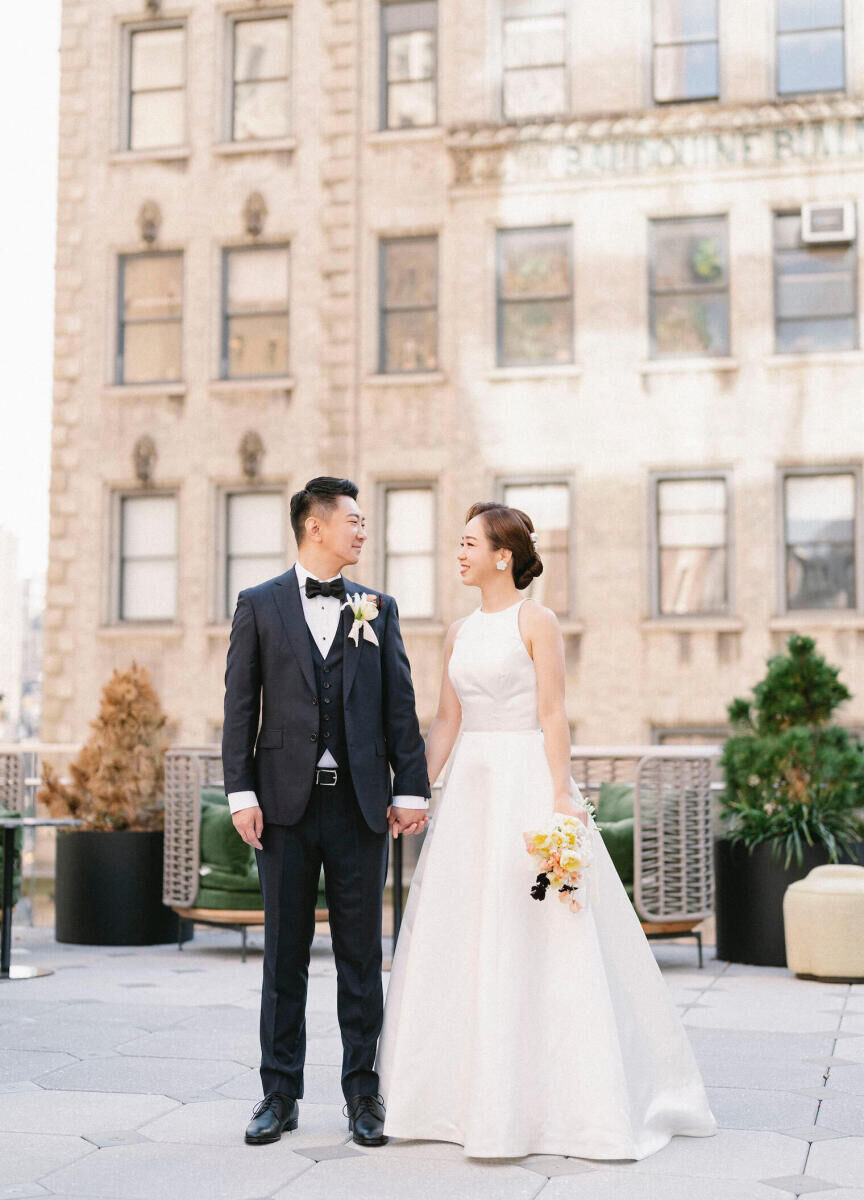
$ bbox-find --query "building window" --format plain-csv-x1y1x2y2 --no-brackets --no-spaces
381,2,437,130
783,471,856,610
653,0,719,103
777,0,844,95
118,494,178,622
773,211,857,353
230,14,291,141
117,253,183,385
379,236,438,373
224,492,285,618
654,475,729,616
383,486,436,617
221,246,290,379
502,4,568,121
124,24,186,150
649,216,729,357
653,727,728,745
496,227,573,367
502,481,571,615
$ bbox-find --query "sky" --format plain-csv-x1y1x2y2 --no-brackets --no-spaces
0,2,61,582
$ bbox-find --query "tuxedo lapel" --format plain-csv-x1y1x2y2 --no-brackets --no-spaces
271,568,316,696
341,578,363,701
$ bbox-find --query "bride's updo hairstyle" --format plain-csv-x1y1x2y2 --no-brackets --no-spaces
465,502,544,590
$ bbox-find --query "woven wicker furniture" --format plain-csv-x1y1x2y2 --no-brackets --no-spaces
569,746,719,966
163,747,328,960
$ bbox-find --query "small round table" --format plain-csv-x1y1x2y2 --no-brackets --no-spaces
1,816,82,980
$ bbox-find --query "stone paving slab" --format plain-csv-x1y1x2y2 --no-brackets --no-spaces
0,1131,94,1190
42,1141,312,1200
541,1173,783,1198
0,1089,178,1136
271,1155,545,1200
705,1086,818,1131
35,1054,243,1098
806,1136,864,1188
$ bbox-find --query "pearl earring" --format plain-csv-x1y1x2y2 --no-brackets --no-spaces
496,560,507,571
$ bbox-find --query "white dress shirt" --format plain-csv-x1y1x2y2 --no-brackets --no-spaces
227,560,427,814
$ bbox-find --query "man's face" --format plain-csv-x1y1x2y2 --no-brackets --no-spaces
310,495,367,566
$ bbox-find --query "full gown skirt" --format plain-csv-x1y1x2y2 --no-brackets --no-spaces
376,598,716,1159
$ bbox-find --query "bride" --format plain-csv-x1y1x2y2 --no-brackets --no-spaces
376,501,716,1160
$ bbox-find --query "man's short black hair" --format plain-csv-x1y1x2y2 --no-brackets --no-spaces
290,476,359,544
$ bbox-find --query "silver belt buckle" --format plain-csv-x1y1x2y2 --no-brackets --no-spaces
316,768,338,787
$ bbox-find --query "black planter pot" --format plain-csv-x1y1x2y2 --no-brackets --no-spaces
714,837,832,968
55,829,192,946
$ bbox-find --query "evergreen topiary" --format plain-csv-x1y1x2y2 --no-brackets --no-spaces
720,634,864,868
39,663,169,832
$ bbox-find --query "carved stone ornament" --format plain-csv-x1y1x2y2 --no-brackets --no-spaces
133,436,157,486
243,192,268,238
240,431,265,481
145,0,162,15
138,200,162,245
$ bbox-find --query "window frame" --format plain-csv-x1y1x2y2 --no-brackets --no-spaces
225,9,293,143
651,725,728,745
378,234,439,375
772,208,859,355
217,486,288,622
110,489,180,625
220,243,291,380
775,0,846,97
650,469,733,620
377,481,438,621
500,1,570,123
651,0,720,105
120,19,188,152
495,225,574,369
116,250,184,386
379,0,439,132
776,464,862,615
496,474,577,619
648,214,730,359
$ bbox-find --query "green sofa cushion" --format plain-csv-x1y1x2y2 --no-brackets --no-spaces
195,885,265,911
201,788,230,808
597,816,635,888
194,790,327,912
200,799,254,877
595,781,635,823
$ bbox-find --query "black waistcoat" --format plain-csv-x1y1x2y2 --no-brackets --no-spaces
307,623,349,765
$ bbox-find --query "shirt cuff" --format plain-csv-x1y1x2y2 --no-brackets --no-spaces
391,795,429,810
227,790,260,815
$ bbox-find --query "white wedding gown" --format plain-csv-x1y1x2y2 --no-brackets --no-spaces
376,598,716,1159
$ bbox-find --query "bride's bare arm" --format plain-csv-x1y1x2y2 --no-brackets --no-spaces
521,602,586,822
424,619,464,787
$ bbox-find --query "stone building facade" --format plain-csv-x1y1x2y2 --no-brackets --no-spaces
45,0,864,747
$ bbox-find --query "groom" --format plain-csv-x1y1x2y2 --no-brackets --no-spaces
222,476,430,1147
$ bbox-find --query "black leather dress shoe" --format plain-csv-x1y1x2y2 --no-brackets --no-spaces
245,1092,299,1144
346,1094,388,1146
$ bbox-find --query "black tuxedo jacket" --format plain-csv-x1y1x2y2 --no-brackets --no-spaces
221,567,430,832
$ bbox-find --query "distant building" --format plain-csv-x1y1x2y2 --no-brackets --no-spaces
0,528,23,740
45,0,864,746
20,576,44,740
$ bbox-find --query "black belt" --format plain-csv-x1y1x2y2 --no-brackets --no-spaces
315,767,338,787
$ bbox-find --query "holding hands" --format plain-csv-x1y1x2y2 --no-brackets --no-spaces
387,806,428,838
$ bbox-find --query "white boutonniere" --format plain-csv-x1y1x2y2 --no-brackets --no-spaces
342,592,381,647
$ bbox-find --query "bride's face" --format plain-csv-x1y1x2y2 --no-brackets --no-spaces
458,516,504,587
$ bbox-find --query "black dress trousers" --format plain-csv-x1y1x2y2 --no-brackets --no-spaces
255,772,389,1101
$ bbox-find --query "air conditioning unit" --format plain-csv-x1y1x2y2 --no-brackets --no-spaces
801,201,856,244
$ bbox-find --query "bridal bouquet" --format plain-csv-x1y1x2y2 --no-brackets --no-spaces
523,812,594,913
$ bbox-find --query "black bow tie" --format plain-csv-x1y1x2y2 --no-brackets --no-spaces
305,576,345,600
